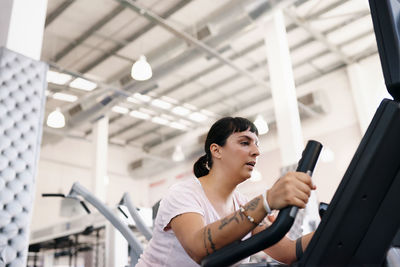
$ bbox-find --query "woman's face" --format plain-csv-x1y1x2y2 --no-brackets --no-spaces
218,129,260,181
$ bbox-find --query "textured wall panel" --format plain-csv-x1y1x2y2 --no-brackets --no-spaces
0,47,47,266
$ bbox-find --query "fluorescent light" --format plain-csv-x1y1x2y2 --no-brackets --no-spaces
152,116,169,125
189,112,207,122
70,77,97,91
151,99,172,109
47,109,65,128
172,145,185,162
131,55,152,81
52,92,77,102
254,115,269,135
183,103,197,110
127,96,140,104
172,106,190,116
201,109,216,117
139,107,157,115
161,96,178,104
112,106,129,114
130,110,151,120
170,122,187,130
133,93,151,102
47,70,72,85
179,119,193,126
161,114,174,121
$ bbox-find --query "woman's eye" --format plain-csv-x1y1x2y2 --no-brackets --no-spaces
241,141,249,145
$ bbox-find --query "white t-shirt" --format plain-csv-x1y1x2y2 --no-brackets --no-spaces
136,177,251,267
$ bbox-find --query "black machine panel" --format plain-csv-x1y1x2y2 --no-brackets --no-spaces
369,0,400,100
299,99,400,266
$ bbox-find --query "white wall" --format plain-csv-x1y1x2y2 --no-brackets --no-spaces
31,137,148,231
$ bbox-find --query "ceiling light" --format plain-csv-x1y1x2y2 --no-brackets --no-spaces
130,110,151,120
172,106,190,116
70,77,97,91
161,96,178,104
52,92,77,102
151,99,172,109
172,145,185,162
47,70,72,85
47,108,65,128
201,109,216,117
112,106,129,114
170,122,187,130
133,93,151,102
139,107,157,115
254,115,269,135
189,112,207,122
161,114,174,121
179,119,193,126
321,147,335,163
152,116,168,125
127,96,140,104
131,55,152,81
249,169,262,182
183,103,197,110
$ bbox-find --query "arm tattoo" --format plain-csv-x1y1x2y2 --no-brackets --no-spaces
244,197,261,211
203,228,210,255
207,228,217,253
218,212,241,230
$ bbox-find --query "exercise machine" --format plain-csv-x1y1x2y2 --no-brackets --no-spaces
202,140,323,267
201,0,400,266
43,182,143,266
118,192,153,241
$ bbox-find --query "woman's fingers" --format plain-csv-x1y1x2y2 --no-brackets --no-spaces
269,171,315,209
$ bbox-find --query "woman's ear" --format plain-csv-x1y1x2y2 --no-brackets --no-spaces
210,143,222,159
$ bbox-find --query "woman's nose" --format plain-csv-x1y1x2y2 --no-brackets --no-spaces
251,145,260,157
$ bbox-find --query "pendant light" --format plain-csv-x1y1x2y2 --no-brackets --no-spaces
47,108,65,128
254,115,269,135
131,55,152,81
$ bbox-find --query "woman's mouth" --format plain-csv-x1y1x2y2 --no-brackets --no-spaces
246,162,256,169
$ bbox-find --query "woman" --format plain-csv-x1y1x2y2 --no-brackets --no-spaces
136,117,315,266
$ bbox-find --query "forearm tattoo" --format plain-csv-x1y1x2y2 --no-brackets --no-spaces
244,196,261,211
203,228,210,255
218,212,241,230
208,228,217,253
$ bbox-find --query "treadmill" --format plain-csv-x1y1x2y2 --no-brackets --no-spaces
201,0,400,266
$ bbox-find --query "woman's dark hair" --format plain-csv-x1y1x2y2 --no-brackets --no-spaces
193,117,258,178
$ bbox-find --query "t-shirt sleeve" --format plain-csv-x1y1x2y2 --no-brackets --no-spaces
159,182,205,231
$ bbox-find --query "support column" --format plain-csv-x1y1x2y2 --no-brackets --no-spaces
0,0,47,60
105,219,129,267
346,63,389,134
263,9,303,166
92,116,109,202
262,9,319,237
0,2,48,266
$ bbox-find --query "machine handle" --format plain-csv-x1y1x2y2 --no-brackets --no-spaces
42,193,66,197
201,140,322,267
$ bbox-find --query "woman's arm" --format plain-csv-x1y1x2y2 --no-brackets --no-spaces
171,171,314,264
251,224,314,265
171,195,266,264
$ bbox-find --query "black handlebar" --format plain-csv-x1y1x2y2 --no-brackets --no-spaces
201,140,322,267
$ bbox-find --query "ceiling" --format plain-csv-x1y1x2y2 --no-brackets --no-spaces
41,0,377,177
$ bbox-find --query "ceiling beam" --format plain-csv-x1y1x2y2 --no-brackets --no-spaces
77,0,191,74
54,5,126,62
45,0,75,27
284,8,353,65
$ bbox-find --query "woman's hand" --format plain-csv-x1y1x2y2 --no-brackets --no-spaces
267,171,316,210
